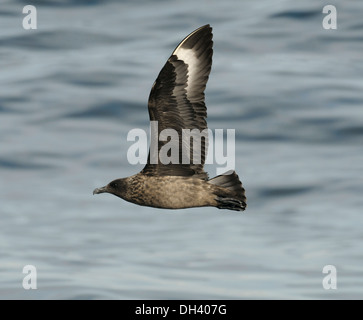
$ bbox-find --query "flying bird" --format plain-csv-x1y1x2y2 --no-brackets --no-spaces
93,25,247,211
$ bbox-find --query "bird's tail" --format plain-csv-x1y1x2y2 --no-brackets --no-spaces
208,170,247,211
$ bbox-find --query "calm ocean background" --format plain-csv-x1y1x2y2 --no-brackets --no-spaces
1,0,362,299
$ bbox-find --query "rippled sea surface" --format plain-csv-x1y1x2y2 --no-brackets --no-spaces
1,0,363,299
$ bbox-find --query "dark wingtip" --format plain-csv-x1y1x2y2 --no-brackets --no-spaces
201,24,211,29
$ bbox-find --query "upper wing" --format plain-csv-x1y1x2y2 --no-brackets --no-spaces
142,25,213,178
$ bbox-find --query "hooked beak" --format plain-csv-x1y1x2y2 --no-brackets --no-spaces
93,186,108,195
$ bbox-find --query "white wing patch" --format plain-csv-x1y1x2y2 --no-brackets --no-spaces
175,47,198,96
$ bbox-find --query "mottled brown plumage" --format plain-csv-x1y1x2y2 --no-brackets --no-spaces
93,25,247,211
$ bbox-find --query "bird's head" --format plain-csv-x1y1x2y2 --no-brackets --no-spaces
93,178,127,199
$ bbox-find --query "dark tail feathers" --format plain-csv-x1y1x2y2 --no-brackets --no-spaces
208,170,247,211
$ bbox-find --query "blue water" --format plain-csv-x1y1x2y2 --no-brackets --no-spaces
1,0,363,299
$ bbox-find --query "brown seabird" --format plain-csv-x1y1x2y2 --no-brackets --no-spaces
93,25,247,211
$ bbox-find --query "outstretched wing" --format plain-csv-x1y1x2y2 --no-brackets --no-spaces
142,25,213,178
